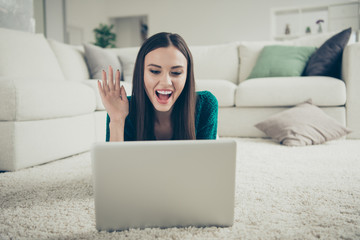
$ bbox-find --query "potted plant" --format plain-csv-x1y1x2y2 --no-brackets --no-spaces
93,23,116,48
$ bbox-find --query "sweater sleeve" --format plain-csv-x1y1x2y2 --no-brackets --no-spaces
105,114,136,141
105,96,135,142
106,114,110,142
196,91,218,140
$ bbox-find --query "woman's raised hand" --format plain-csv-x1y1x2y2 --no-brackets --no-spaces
97,65,129,123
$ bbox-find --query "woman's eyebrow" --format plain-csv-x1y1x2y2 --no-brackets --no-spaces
171,65,184,69
147,64,161,68
147,64,184,69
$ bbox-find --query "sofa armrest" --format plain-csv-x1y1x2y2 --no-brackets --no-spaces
0,77,96,121
0,77,17,120
342,43,360,138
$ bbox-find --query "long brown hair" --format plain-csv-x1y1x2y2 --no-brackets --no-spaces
129,32,196,140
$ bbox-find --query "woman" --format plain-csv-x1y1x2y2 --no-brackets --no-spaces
97,32,218,141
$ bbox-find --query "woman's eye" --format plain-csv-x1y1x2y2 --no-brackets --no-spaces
150,70,160,74
171,72,182,76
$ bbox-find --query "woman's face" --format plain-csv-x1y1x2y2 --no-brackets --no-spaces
144,46,187,113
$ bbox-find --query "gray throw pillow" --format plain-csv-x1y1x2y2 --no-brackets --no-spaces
83,43,122,80
255,99,351,146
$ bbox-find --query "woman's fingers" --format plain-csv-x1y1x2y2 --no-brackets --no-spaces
97,80,105,97
121,85,128,102
115,69,121,91
102,70,110,91
108,65,114,90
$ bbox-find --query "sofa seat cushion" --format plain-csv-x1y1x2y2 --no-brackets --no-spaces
82,80,132,110
0,78,96,121
196,80,236,107
235,76,346,107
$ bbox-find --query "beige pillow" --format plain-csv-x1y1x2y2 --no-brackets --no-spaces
255,100,351,146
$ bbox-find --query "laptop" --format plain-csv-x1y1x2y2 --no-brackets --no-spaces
91,139,237,231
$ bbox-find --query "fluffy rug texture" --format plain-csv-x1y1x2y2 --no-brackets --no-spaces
1,138,360,240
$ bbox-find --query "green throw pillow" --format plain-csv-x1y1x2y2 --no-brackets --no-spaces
247,45,316,79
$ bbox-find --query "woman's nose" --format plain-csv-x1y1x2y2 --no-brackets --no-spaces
160,73,173,85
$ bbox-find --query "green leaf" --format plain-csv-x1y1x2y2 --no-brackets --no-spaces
92,23,117,48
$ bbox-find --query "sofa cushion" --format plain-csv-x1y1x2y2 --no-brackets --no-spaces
0,77,96,121
235,76,346,107
0,28,65,81
48,39,90,81
190,42,239,84
195,80,236,107
248,45,316,79
255,99,351,146
82,80,132,111
83,44,122,80
110,47,140,83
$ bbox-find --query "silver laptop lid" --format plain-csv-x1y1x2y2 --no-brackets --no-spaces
91,139,237,231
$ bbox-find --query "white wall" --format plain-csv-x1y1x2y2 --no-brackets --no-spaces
66,0,347,46
33,0,45,34
110,16,144,48
45,0,66,42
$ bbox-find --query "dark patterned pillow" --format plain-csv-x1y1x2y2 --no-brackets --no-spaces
302,28,351,79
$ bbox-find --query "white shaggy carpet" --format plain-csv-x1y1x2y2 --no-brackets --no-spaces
1,138,360,240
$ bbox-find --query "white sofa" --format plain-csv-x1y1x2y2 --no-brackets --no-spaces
1,27,359,171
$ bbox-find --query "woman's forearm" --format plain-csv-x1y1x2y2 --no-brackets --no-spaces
109,120,125,142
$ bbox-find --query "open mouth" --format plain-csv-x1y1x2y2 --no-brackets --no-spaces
155,90,173,103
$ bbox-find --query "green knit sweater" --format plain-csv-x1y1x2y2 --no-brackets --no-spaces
106,91,218,141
